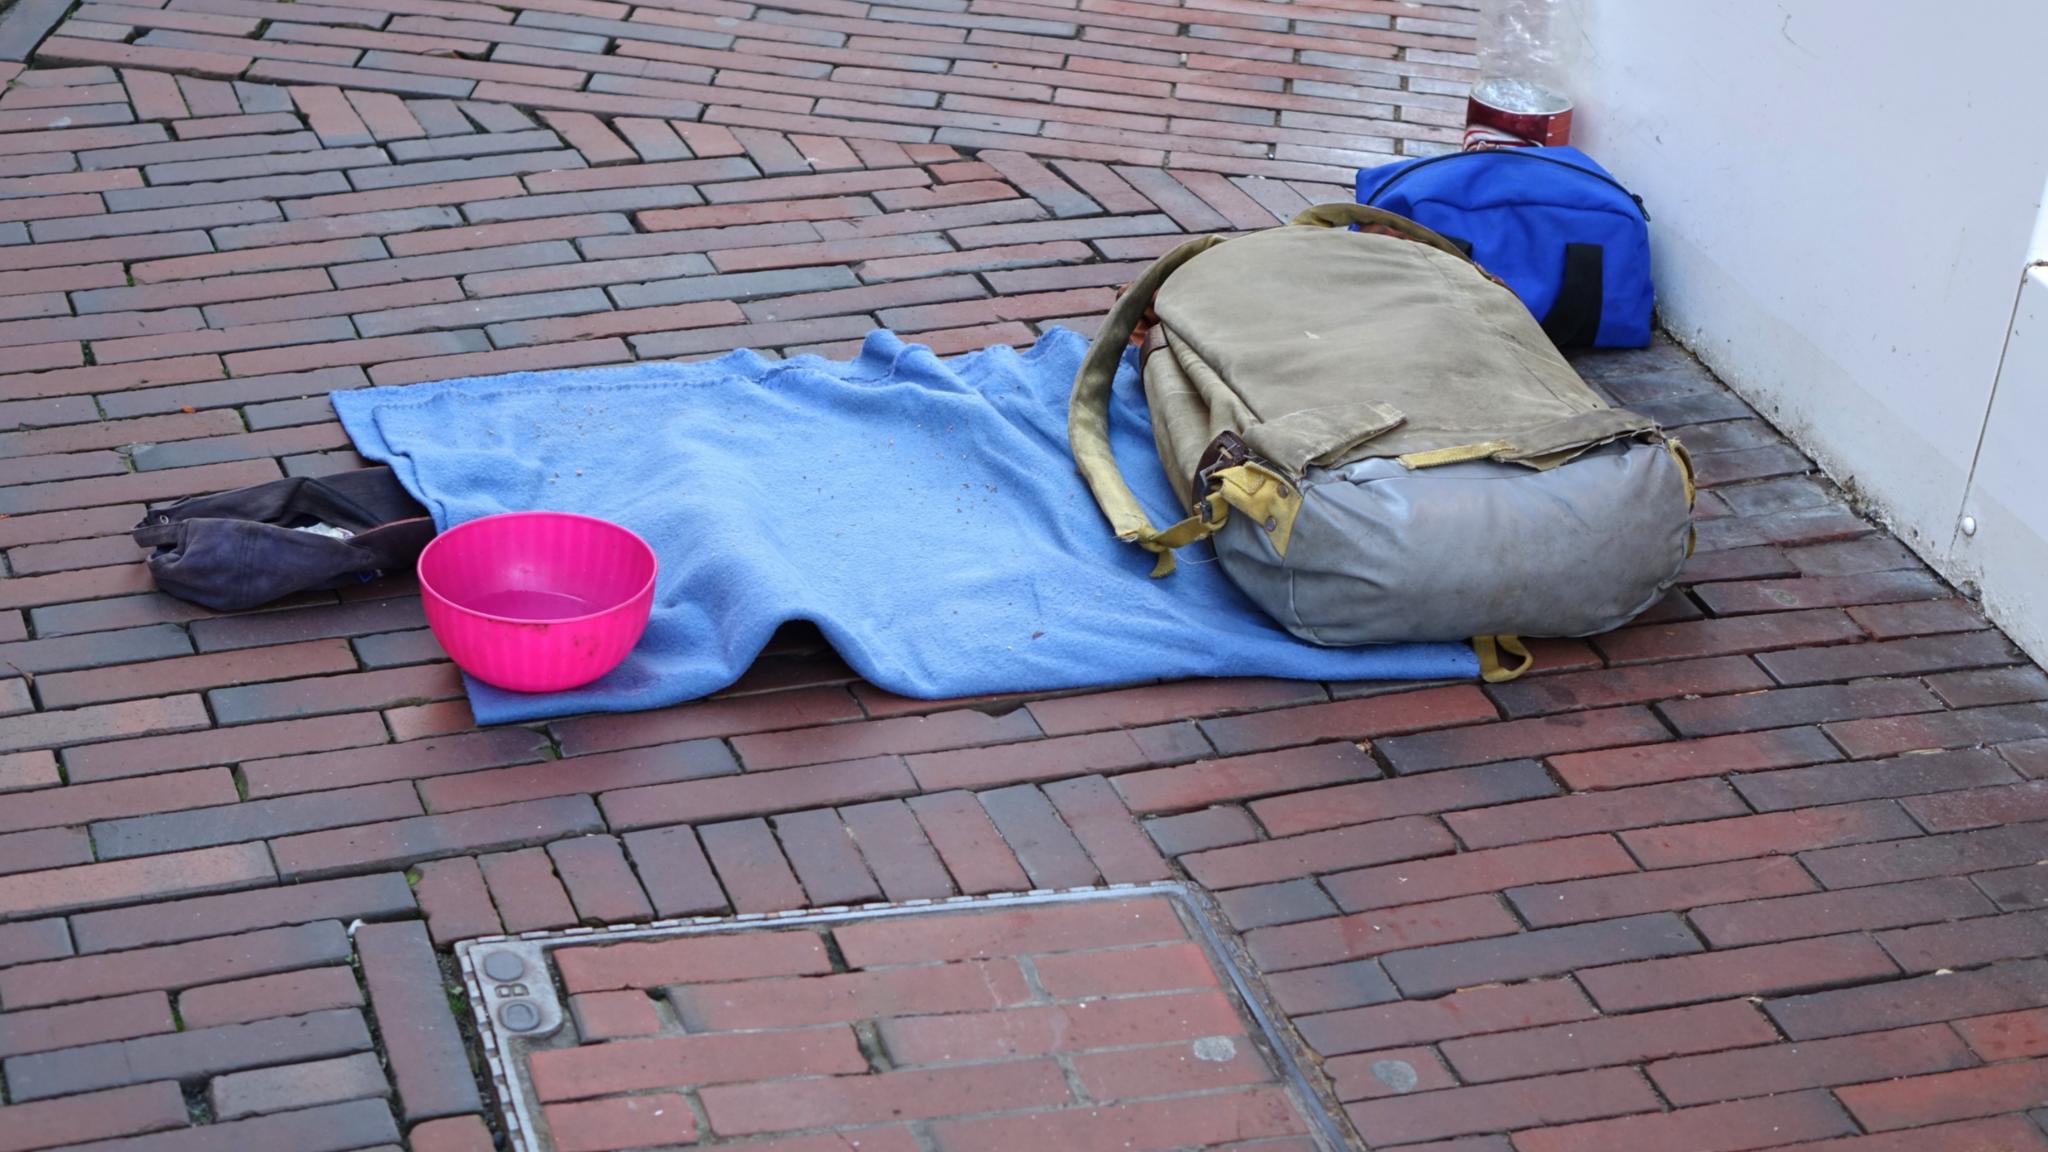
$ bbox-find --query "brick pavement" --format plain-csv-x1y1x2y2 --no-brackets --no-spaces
1,0,2047,1148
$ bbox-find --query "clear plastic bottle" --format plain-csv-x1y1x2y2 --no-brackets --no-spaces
1466,0,1577,149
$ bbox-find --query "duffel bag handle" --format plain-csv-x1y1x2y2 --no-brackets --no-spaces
1288,203,1481,265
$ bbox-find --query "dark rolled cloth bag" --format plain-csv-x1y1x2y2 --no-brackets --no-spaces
133,467,436,611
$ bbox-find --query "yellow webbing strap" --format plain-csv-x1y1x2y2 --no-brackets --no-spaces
1397,440,1514,469
1666,436,1698,558
1127,461,1304,577
1069,234,1227,576
1474,634,1534,683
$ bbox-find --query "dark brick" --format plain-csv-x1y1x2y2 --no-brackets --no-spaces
416,737,735,812
1198,684,1496,756
1380,912,1703,998
1377,706,1669,775
1510,857,1817,927
1621,799,1923,868
1251,760,1557,838
0,920,351,1010
271,795,606,878
1552,726,1841,790
1580,933,1899,1013
603,757,915,830
242,727,549,797
1692,876,1996,947
0,841,274,923
0,917,72,967
354,920,482,1120
1511,1091,1855,1152
1734,747,2018,811
1441,1000,1776,1084
1879,909,2048,972
1927,664,2048,708
208,1051,389,1120
69,873,414,953
1828,701,2048,758
4,1007,370,1101
1181,815,1452,890
51,1097,400,1152
1326,834,1636,912
477,847,577,932
1762,630,2025,685
1767,958,2048,1039
700,817,807,913
1594,608,1863,665
620,825,729,917
1802,819,2048,888
1347,1067,1659,1147
1144,804,1261,856
1488,655,1770,718
1216,878,1337,930
1114,742,1379,816
91,783,423,859
1244,894,1521,974
548,835,655,925
838,798,955,901
1648,1023,1978,1106
1658,678,1941,737
977,783,1102,889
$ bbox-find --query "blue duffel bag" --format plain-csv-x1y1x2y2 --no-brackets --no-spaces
1355,146,1653,348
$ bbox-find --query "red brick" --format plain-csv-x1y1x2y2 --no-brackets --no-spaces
543,1093,696,1152
479,846,578,931
1649,1022,1977,1106
904,721,1205,791
904,789,1031,894
0,840,274,922
69,709,391,778
556,929,831,993
1691,876,1996,947
1199,684,1497,756
1838,1059,2048,1132
1511,1090,1855,1152
1347,1067,1659,1147
1486,656,1768,718
734,706,1039,770
0,1082,189,1152
1851,597,1994,639
1445,778,1749,850
567,990,663,1041
0,991,175,1060
0,920,348,1010
1955,1005,2048,1060
703,1059,1071,1136
1552,726,1841,790
1244,895,1522,972
531,1025,867,1102
1321,1046,1460,1103
33,639,357,709
836,895,1185,967
1069,1032,1271,1100
1115,741,1379,815
1763,1118,2048,1152
1581,933,1898,1013
880,987,1238,1066
1324,834,1637,912
1927,664,2048,707
602,756,915,830
678,958,1032,1031
1880,913,2048,973
1621,800,1920,869
1593,607,1862,665
0,693,211,755
178,965,364,1030
1025,678,1322,735
1030,940,1220,999
1252,760,1557,838
243,726,548,797
1296,979,1597,1057
411,856,503,946
1181,814,1452,889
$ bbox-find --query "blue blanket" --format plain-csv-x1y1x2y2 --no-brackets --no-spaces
334,328,1476,724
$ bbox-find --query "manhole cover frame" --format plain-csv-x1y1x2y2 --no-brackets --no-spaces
454,879,1353,1151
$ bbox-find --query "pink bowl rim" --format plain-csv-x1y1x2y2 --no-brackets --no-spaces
417,510,658,628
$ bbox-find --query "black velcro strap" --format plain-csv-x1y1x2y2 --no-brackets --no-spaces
1541,242,1604,348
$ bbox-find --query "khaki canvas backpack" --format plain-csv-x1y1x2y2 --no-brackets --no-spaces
1070,204,1696,681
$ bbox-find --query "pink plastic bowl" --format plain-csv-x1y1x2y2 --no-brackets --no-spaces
417,511,656,693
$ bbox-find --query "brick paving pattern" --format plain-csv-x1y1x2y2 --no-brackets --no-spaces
0,0,2043,1147
483,893,1331,1150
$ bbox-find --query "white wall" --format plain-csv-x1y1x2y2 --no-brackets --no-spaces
1565,0,2048,661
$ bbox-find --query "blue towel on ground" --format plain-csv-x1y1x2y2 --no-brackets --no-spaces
333,328,1476,724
